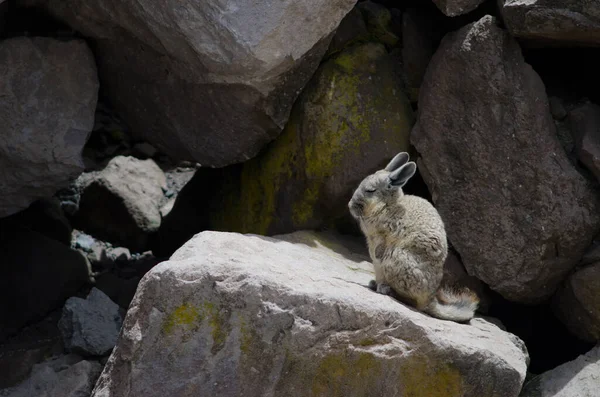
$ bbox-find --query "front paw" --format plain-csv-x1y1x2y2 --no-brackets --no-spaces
376,283,393,296
368,280,377,291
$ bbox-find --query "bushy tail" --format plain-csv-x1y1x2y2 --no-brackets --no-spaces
424,287,479,322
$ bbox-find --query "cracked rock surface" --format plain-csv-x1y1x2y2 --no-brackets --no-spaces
92,230,528,397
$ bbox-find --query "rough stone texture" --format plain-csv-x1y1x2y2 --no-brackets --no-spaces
569,102,600,182
0,37,99,217
411,16,600,303
326,7,370,57
74,156,167,252
0,312,63,389
59,288,123,356
431,0,486,17
357,1,400,47
25,0,357,167
401,8,438,103
0,227,91,341
92,231,528,397
500,0,600,46
0,354,102,397
209,43,414,236
520,345,600,397
553,260,600,342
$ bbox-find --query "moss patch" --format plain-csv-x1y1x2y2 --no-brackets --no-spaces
311,351,382,396
162,304,202,335
400,356,464,397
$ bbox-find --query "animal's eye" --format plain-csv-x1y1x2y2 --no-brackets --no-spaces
365,188,376,193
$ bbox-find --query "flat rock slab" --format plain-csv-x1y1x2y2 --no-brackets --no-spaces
92,230,528,397
501,0,600,46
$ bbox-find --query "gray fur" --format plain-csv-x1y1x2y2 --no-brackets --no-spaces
348,152,479,322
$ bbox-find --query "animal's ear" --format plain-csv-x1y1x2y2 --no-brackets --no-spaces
384,152,410,171
388,162,416,187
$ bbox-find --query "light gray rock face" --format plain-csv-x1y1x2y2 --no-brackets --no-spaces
27,0,357,167
74,156,167,251
0,354,102,397
92,230,528,397
500,0,600,46
431,0,486,16
0,37,98,217
520,345,600,397
411,16,600,303
59,288,123,357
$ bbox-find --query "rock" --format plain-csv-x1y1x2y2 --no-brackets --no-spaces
132,142,157,159
0,227,92,341
0,198,71,245
209,43,414,236
549,96,567,120
92,231,528,397
411,16,600,303
0,312,63,389
520,345,600,397
106,247,131,263
357,1,400,47
27,0,357,167
95,273,140,310
431,0,486,17
552,260,600,343
326,7,370,56
0,37,99,217
569,102,600,182
401,7,439,102
74,156,167,252
500,0,600,46
59,288,123,357
0,354,102,397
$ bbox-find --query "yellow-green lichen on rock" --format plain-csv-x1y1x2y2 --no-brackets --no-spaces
211,42,413,235
399,355,465,397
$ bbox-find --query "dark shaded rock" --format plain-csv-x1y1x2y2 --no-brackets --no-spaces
0,227,91,341
432,0,486,17
553,259,600,342
411,16,600,303
59,288,122,356
500,0,600,46
357,1,400,47
24,0,357,167
74,156,167,252
326,7,370,56
1,198,71,245
0,37,98,217
569,102,600,182
0,354,102,397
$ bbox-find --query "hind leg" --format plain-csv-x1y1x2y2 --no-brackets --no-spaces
380,251,440,311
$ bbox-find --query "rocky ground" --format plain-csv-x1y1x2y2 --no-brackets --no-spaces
1,0,600,396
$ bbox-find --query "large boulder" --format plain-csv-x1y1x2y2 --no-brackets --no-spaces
73,156,167,252
24,0,357,167
209,43,414,236
411,16,600,303
500,0,600,46
431,0,486,17
0,37,98,217
520,345,600,397
92,231,528,397
0,227,92,341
